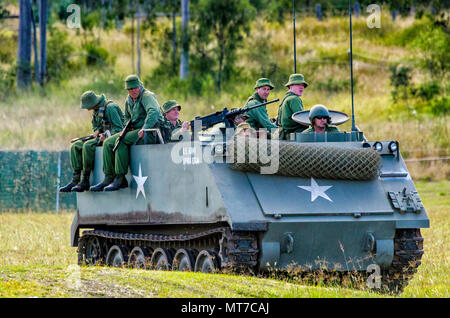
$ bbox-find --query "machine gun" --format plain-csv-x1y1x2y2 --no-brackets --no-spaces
112,120,133,152
189,99,279,132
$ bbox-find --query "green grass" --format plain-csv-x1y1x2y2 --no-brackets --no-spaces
0,181,448,298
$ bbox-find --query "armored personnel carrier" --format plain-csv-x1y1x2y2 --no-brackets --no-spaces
71,109,429,293
71,3,428,293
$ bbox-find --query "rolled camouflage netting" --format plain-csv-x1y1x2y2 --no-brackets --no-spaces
228,137,381,180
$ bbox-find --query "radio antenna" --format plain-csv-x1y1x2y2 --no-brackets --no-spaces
349,0,356,131
293,0,296,73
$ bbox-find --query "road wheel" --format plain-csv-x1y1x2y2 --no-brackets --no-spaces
172,248,198,271
194,250,221,273
151,248,175,270
128,246,153,269
106,245,129,267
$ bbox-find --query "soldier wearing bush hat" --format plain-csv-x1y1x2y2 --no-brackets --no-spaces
161,100,190,142
276,74,309,140
243,78,278,132
302,104,340,134
60,91,124,192
91,75,163,192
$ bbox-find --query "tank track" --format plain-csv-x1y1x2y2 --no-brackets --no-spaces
77,228,423,293
77,227,259,272
380,228,424,293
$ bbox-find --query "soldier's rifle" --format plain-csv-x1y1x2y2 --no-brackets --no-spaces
189,98,279,132
112,120,133,152
70,134,95,143
70,129,111,144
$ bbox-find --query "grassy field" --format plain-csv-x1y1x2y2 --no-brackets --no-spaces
0,181,448,298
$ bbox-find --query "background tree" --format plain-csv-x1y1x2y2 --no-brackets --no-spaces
192,0,255,92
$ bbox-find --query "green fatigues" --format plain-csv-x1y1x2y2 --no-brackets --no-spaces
302,125,340,133
70,99,124,172
161,117,183,142
276,91,307,140
103,88,163,175
244,92,277,130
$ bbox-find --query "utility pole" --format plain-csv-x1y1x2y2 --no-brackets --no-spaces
180,0,189,79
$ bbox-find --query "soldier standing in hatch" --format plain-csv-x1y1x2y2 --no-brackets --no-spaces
59,91,124,192
302,104,340,134
277,74,309,140
90,75,163,192
161,100,189,142
244,78,278,132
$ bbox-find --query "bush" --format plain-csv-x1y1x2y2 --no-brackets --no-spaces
430,97,450,116
0,30,16,65
412,81,441,100
46,27,76,82
83,41,113,66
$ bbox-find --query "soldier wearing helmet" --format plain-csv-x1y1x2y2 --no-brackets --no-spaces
161,100,189,142
90,75,163,192
243,78,278,132
302,104,340,133
59,91,124,192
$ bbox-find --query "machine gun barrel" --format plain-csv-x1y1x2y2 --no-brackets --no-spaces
190,98,279,132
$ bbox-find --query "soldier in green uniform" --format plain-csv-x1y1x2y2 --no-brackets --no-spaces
302,104,340,133
59,91,124,192
244,78,277,131
90,75,163,192
276,74,309,140
160,100,189,142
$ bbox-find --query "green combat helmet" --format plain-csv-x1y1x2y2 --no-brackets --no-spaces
254,78,275,90
285,73,309,88
309,104,330,124
80,91,105,109
125,74,143,90
162,100,181,114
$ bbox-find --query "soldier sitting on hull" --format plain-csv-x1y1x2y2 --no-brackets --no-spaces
90,75,163,192
277,73,309,140
244,78,278,132
302,104,340,134
161,100,189,142
60,91,124,193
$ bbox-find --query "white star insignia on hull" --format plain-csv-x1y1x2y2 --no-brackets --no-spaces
133,163,148,199
298,177,333,202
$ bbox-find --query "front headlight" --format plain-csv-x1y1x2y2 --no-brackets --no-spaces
373,142,383,152
388,141,398,153
214,144,224,155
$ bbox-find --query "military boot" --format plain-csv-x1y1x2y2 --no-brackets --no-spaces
72,170,91,192
59,170,81,192
89,175,115,192
103,174,128,191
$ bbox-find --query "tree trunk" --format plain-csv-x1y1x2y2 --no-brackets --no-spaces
39,0,47,86
172,9,177,75
179,0,189,79
17,0,32,88
31,5,38,83
136,6,141,78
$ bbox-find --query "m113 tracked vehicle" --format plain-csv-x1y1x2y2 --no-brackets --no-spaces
71,108,429,293
70,2,429,293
